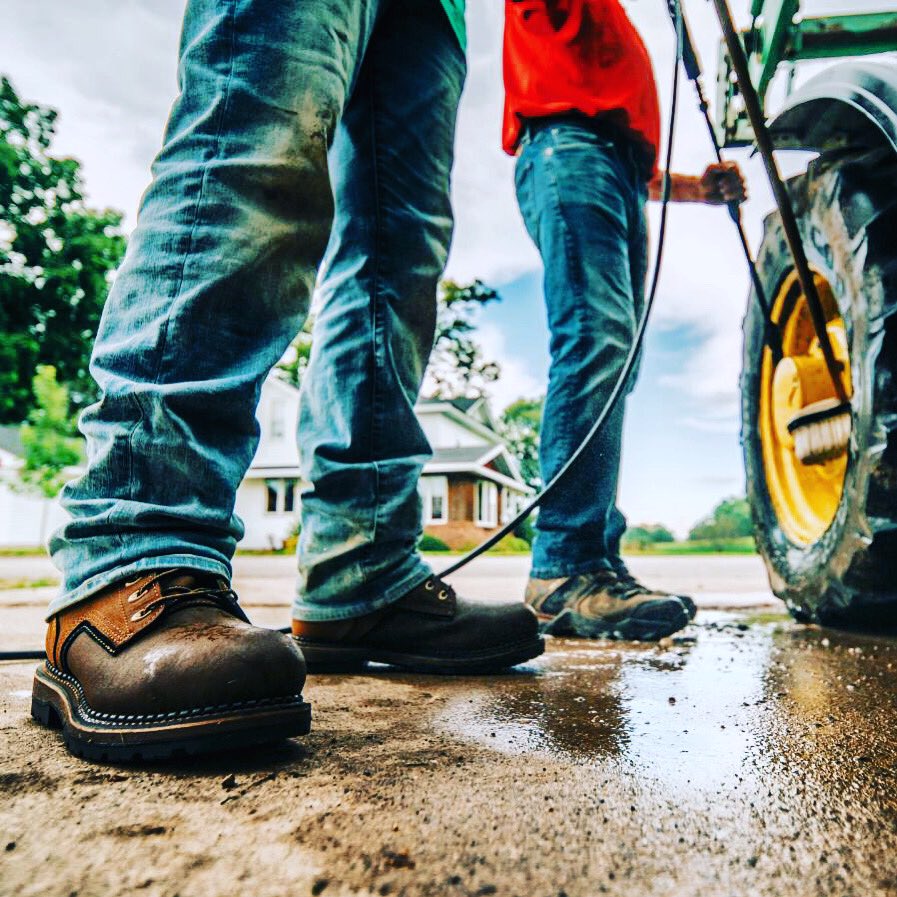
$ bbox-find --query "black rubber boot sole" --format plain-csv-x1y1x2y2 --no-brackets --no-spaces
31,663,311,763
679,595,698,621
295,634,545,675
543,599,690,642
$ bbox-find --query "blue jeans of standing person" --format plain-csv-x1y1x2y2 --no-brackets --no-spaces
514,120,649,579
48,0,465,620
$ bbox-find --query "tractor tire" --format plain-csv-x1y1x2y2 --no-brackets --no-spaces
742,147,897,628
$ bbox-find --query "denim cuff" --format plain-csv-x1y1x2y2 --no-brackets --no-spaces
46,555,233,620
291,554,434,622
529,557,615,581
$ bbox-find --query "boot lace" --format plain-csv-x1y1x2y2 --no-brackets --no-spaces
126,569,239,622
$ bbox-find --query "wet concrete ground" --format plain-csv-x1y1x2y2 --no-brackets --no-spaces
2,556,896,896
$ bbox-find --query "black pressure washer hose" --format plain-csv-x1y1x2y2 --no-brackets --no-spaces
0,0,762,662
438,1,687,578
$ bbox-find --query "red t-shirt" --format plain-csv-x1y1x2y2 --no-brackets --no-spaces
503,0,661,178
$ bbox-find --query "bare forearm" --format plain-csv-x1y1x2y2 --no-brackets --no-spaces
648,172,704,203
649,162,748,205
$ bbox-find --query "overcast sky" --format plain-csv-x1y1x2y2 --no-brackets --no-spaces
1,0,882,534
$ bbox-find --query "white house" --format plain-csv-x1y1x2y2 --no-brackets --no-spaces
0,378,533,551
415,397,533,548
0,427,74,547
233,376,302,550
236,381,533,550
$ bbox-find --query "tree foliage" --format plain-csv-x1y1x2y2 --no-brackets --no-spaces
688,497,754,541
276,317,314,389
499,396,543,491
622,523,676,550
0,76,126,423
17,365,82,499
278,280,504,398
427,279,502,400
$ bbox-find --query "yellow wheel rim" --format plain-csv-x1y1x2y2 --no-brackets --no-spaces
758,271,851,546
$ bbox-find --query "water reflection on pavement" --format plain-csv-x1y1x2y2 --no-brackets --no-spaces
433,610,897,893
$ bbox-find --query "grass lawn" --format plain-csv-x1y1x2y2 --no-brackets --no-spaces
623,537,757,555
6,541,757,561
423,537,758,557
0,577,59,590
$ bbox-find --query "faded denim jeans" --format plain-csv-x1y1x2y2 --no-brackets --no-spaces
48,0,465,620
514,121,648,579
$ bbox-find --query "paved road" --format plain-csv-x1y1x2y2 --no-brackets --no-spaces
0,552,777,628
4,556,895,897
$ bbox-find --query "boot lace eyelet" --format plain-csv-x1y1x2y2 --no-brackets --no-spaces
424,580,436,591
130,606,153,622
438,590,449,601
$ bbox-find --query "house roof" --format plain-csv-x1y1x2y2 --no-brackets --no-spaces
425,443,532,494
430,446,492,466
415,399,501,446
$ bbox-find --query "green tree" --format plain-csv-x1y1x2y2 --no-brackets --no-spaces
622,524,676,550
17,365,82,498
688,497,754,541
427,279,502,399
276,317,313,389
499,396,543,491
15,366,83,543
0,76,126,423
278,280,504,396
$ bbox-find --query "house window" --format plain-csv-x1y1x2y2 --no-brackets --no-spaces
475,481,498,528
283,479,297,513
501,487,512,524
500,489,523,524
420,476,449,525
265,480,279,513
265,478,299,514
269,398,286,440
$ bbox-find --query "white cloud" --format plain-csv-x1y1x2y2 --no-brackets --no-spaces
2,0,873,531
1,1,181,225
474,321,544,414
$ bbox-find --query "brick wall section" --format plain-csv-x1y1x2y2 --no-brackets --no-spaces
450,477,475,522
424,475,505,550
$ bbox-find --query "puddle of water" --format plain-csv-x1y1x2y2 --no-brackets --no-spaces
434,613,774,794
695,591,779,608
617,631,770,790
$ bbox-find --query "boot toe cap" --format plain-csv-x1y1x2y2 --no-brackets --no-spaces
69,616,307,717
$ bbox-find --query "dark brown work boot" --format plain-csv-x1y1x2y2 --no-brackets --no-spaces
526,570,691,641
293,576,544,674
32,569,311,762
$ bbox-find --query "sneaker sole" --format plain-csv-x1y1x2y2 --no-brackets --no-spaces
31,663,311,763
546,600,690,642
295,635,545,675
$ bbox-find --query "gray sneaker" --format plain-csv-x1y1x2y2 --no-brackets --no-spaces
614,568,697,621
525,570,692,641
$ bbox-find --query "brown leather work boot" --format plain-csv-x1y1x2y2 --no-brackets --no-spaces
32,569,310,762
293,575,544,674
525,569,691,641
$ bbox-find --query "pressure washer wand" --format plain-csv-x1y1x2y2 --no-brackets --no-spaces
708,0,848,405
665,0,781,358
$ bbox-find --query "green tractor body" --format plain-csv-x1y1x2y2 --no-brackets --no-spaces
716,1,897,147
721,1,897,628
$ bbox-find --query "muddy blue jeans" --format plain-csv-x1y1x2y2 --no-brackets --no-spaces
48,0,465,620
515,121,648,578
